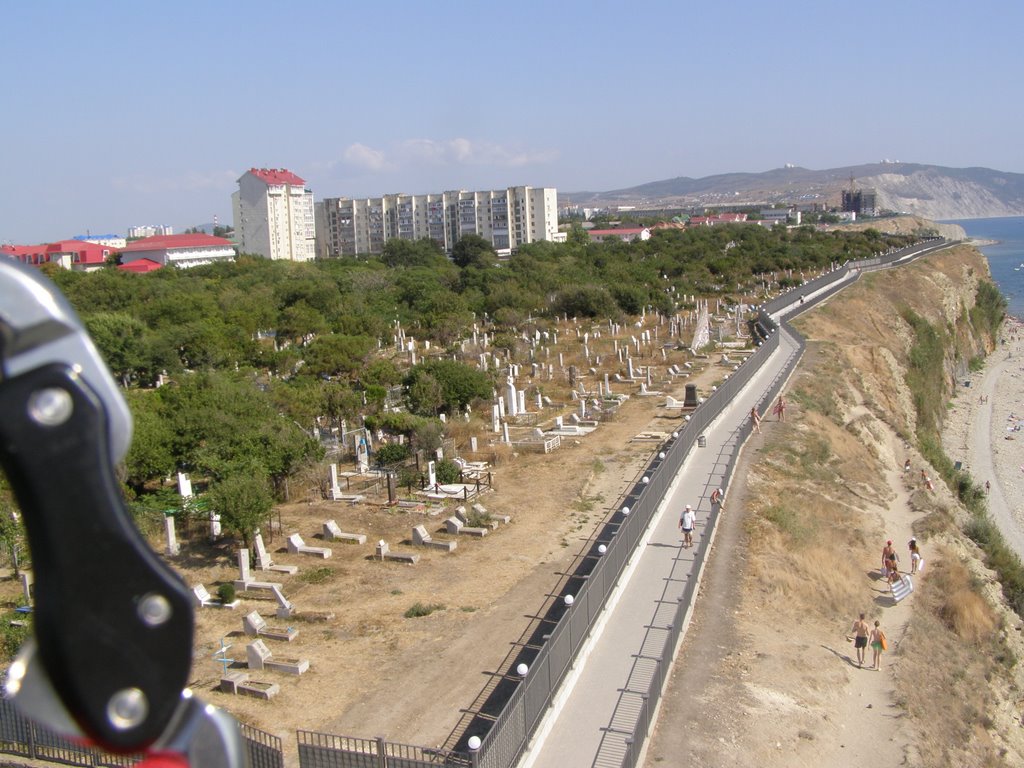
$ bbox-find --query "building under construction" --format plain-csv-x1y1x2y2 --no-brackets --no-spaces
841,178,877,217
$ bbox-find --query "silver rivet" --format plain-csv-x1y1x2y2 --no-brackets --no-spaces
28,388,73,426
107,688,148,730
138,594,172,627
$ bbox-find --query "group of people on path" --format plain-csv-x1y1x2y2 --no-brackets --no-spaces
848,613,887,670
677,487,726,549
849,537,923,670
750,394,786,434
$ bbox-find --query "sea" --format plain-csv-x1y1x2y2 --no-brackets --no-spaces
947,216,1024,320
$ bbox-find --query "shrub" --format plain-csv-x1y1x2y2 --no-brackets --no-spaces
299,566,334,585
217,583,236,604
375,443,410,466
0,615,31,663
404,602,445,619
435,459,461,484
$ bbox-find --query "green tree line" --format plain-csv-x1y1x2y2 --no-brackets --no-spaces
27,225,915,543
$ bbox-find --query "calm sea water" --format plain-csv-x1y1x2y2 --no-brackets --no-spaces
947,216,1024,319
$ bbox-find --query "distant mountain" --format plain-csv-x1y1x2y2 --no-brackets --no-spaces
566,163,1024,220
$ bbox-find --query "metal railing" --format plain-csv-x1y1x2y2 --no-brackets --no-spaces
0,697,283,768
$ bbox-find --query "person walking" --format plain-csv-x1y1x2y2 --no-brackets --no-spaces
882,540,897,578
710,486,725,513
773,394,786,421
679,504,696,549
869,620,887,670
849,613,870,667
909,538,922,574
750,406,761,433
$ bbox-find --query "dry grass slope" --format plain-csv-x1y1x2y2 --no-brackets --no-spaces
732,245,1024,766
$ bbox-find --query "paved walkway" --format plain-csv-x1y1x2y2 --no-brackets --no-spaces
519,324,803,768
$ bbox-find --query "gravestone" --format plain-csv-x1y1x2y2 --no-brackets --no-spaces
329,464,342,500
684,384,698,408
20,571,33,606
253,532,298,575
412,525,431,546
427,461,437,488
237,548,252,585
165,516,179,556
177,472,193,499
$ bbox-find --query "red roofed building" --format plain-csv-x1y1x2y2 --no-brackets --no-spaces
1,240,112,271
232,168,316,262
118,258,163,273
117,233,236,270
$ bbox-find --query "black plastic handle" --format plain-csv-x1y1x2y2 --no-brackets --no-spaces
0,364,193,753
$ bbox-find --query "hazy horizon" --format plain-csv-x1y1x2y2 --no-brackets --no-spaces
4,0,1023,244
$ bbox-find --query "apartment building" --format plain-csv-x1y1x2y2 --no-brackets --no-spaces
127,225,173,239
314,186,560,258
232,168,316,261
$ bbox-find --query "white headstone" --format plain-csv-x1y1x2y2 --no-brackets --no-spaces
427,461,437,487
505,379,518,416
165,516,180,556
177,472,193,499
237,549,251,584
470,436,478,452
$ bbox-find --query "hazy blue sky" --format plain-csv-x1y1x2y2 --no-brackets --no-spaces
3,0,1022,244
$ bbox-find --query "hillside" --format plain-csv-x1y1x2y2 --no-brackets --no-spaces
569,162,1024,220
646,244,1024,767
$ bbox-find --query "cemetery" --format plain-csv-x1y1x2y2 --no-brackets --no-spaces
0,298,769,754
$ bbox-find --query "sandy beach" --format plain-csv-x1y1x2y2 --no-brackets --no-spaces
943,315,1024,556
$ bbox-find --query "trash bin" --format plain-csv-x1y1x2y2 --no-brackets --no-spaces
954,460,962,471
698,435,707,448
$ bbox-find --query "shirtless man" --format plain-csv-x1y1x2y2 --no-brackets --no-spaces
849,613,870,667
710,487,724,513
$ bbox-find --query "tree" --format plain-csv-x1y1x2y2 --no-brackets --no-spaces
452,234,498,269
208,471,274,549
123,390,176,493
405,370,444,416
381,238,447,268
84,312,148,387
406,359,492,415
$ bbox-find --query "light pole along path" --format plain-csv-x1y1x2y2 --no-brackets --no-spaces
519,321,803,768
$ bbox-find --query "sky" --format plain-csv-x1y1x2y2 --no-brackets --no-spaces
3,0,1023,244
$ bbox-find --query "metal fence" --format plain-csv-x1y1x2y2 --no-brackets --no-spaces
0,696,283,768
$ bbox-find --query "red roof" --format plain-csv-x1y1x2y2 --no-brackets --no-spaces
120,233,234,252
2,240,109,264
118,258,163,273
248,168,305,186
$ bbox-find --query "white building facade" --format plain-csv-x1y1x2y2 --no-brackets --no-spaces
127,225,173,239
314,186,560,258
233,168,316,261
118,234,237,269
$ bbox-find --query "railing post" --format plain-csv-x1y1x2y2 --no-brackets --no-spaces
374,736,387,768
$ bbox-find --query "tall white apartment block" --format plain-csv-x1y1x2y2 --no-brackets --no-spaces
314,186,559,258
233,168,315,262
128,225,173,239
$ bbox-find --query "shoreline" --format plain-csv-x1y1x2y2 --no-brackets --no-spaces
942,316,1024,556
